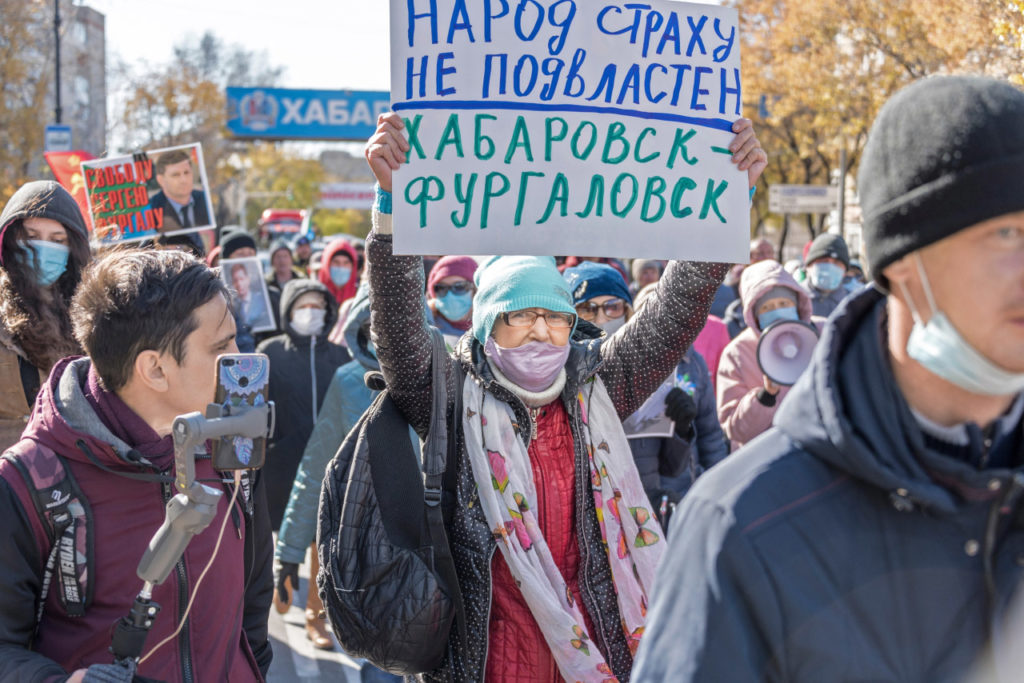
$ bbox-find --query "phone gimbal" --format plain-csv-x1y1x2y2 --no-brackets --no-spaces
107,401,274,674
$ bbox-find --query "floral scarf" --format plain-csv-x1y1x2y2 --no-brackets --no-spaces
462,374,664,682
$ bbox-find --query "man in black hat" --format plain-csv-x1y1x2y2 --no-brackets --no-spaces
634,75,1024,681
802,231,851,317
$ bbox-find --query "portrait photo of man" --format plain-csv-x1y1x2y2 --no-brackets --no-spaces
149,146,213,232
222,258,275,334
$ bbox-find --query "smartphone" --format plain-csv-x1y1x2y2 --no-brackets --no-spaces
210,353,270,470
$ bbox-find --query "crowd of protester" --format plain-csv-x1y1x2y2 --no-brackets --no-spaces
1,73,1023,683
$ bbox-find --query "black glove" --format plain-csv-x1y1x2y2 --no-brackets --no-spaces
273,560,300,613
664,387,698,439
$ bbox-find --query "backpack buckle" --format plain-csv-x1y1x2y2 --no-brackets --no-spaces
423,486,442,507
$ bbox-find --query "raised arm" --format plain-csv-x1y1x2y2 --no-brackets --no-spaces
599,119,766,419
364,113,441,435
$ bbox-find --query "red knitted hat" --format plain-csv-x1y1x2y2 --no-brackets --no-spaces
427,255,478,298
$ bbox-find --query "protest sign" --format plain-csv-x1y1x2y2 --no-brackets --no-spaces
389,0,748,261
81,143,215,243
221,257,277,334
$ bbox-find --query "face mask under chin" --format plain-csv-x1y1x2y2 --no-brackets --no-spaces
899,254,1024,396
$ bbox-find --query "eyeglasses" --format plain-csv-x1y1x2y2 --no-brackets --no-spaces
434,281,474,296
575,299,626,321
501,310,576,328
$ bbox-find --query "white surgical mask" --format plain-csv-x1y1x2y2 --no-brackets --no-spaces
598,316,626,335
291,307,326,337
900,254,1024,396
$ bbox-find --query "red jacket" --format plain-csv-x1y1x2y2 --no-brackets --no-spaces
0,357,273,682
487,399,595,683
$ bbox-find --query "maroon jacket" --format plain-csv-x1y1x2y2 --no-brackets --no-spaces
0,357,273,682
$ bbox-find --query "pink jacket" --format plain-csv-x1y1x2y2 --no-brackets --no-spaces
693,315,730,392
716,261,818,450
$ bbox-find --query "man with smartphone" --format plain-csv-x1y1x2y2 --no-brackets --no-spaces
0,249,273,682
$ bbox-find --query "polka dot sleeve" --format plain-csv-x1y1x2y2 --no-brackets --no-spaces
599,260,730,420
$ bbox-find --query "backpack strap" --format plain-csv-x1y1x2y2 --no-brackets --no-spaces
3,444,93,622
422,328,468,647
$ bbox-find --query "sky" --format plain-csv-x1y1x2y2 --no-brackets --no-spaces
87,0,393,91
86,0,719,92
84,0,719,156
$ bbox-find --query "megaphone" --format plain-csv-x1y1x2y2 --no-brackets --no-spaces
756,319,819,386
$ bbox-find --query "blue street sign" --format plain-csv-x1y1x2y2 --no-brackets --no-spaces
225,87,391,141
44,124,73,152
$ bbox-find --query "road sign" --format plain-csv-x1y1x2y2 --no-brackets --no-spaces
44,125,73,152
769,184,839,214
225,88,390,141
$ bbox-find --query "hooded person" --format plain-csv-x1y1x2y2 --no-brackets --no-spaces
634,75,1024,682
0,181,91,450
715,259,820,450
256,279,350,530
352,111,766,682
0,249,272,682
273,284,410,675
317,238,359,307
802,232,851,317
563,261,634,336
427,255,479,343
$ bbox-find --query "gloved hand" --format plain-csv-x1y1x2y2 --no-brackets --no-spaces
273,560,300,614
664,387,698,439
77,661,135,683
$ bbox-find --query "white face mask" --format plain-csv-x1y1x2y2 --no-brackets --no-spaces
899,254,1024,396
598,316,626,335
291,307,326,337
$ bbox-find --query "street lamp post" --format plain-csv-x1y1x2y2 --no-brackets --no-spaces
54,0,62,124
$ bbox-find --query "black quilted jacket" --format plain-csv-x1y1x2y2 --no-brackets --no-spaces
365,227,727,682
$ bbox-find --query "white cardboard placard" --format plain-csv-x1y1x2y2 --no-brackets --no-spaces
389,0,748,261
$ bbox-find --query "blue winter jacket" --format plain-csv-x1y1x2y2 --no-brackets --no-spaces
634,286,1024,682
628,350,728,499
276,286,378,564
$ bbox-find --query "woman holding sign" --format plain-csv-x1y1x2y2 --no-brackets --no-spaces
0,181,90,450
341,112,764,682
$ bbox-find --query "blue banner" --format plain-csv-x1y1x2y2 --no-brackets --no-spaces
225,87,391,141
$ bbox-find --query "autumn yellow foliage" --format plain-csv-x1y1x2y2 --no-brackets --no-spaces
736,0,1024,236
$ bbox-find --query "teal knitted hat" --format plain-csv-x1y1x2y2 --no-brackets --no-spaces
472,255,577,345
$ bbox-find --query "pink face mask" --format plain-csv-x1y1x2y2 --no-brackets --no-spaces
484,337,569,393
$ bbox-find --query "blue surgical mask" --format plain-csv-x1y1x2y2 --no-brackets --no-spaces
27,240,69,286
435,291,473,321
808,262,845,292
757,305,799,331
900,254,1024,396
330,265,351,287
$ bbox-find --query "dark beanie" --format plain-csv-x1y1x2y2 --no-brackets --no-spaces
220,231,257,259
858,76,1024,284
804,233,849,268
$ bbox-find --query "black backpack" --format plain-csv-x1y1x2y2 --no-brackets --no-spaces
316,328,465,675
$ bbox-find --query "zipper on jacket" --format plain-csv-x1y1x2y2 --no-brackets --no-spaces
529,407,540,442
163,481,194,683
310,335,319,424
